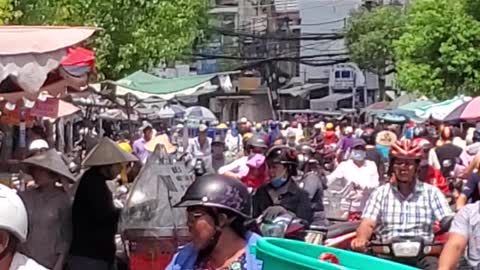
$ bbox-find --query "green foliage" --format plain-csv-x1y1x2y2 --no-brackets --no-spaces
465,0,480,21
346,5,405,76
0,0,21,24
15,0,210,80
395,0,480,99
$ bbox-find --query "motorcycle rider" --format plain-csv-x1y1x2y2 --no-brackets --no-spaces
253,146,313,223
166,174,262,270
0,184,47,270
361,129,385,182
439,200,480,269
327,139,379,221
218,136,268,180
412,138,450,195
297,144,327,226
352,139,454,270
429,126,462,177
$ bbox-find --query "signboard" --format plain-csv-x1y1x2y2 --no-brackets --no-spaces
156,164,194,206
30,98,59,118
0,108,34,126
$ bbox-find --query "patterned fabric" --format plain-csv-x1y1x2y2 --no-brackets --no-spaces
362,181,453,242
194,253,247,270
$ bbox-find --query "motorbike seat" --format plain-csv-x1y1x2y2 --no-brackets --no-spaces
309,221,360,239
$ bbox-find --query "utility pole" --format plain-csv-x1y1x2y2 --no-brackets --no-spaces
263,0,280,120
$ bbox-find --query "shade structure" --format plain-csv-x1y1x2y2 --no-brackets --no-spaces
443,96,480,122
30,98,80,119
0,26,96,94
157,105,185,119
185,106,217,122
415,96,471,121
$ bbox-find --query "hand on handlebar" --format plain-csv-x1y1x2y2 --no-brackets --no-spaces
351,237,369,253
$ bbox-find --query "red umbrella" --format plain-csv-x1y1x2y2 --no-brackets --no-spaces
443,96,480,121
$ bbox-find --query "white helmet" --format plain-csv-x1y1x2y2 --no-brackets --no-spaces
28,139,49,151
0,185,28,242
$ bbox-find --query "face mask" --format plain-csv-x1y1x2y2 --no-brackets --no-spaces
351,150,366,161
270,177,287,188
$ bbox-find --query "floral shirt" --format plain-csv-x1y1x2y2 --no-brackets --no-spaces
194,251,247,270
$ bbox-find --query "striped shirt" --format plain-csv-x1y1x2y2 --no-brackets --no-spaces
362,181,453,242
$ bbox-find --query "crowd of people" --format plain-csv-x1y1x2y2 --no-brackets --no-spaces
2,116,480,270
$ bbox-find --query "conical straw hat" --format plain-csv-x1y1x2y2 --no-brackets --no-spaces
83,137,139,167
144,134,177,154
22,149,75,183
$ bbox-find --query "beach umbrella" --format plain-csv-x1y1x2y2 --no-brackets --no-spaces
443,97,480,122
185,106,217,122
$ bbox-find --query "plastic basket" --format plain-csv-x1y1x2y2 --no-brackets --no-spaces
251,238,419,270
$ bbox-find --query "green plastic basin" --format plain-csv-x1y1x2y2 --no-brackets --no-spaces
251,238,419,270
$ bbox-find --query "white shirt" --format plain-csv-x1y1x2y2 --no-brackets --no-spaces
327,159,379,212
218,156,249,177
9,252,48,270
187,137,213,170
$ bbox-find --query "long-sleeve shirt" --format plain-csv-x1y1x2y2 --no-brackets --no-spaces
70,168,120,264
326,159,379,212
19,188,72,269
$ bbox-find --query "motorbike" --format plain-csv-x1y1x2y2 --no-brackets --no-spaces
257,213,359,249
366,216,453,266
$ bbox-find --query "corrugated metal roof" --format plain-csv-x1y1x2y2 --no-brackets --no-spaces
274,0,299,12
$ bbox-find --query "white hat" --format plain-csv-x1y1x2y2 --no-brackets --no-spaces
239,117,248,124
345,126,353,134
198,124,208,132
176,123,184,129
0,185,28,242
28,139,49,151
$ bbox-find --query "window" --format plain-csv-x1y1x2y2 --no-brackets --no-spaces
341,70,352,79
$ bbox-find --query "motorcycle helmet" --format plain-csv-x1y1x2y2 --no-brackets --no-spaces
0,185,28,242
194,159,207,177
473,128,480,143
361,128,376,145
413,126,427,138
390,139,423,161
266,145,298,176
175,174,252,218
326,122,334,131
247,135,268,153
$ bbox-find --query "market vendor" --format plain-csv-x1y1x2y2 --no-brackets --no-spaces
19,149,76,270
69,138,138,270
133,122,153,163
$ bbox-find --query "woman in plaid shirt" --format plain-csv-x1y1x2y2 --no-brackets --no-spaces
351,139,453,270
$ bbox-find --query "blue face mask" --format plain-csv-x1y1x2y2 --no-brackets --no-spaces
351,150,366,161
270,177,287,188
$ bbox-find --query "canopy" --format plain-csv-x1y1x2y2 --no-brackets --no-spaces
112,71,218,100
386,93,418,110
278,83,326,98
416,96,471,121
30,98,80,119
99,109,139,121
310,93,352,110
443,96,480,121
0,26,96,94
185,106,217,122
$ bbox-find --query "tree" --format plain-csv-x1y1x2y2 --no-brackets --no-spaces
0,0,20,24
465,0,480,21
395,0,480,99
15,0,209,80
345,4,405,101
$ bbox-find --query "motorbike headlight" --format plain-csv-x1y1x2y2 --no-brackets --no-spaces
392,242,421,257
